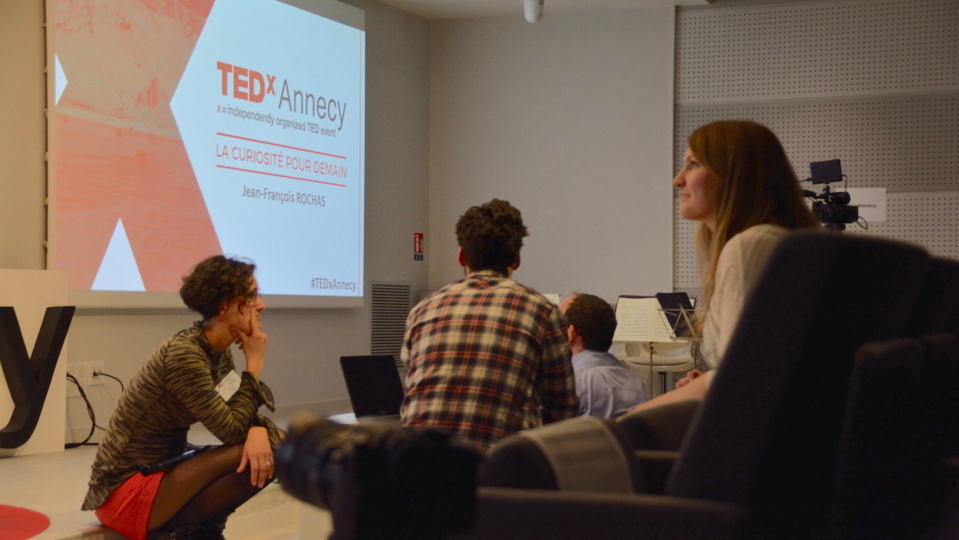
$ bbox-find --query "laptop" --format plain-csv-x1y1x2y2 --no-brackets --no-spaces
339,355,405,423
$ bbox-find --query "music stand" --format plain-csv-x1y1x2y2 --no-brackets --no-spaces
614,294,698,396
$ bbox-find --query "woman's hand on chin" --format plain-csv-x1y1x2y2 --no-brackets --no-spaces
232,316,267,377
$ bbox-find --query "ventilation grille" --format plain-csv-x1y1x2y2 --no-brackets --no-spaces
371,283,411,366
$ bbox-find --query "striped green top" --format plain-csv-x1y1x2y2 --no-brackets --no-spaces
82,325,280,510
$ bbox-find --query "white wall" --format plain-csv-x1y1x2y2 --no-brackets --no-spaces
0,1,46,270
428,9,676,302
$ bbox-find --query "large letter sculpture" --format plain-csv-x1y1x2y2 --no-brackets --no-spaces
0,306,75,449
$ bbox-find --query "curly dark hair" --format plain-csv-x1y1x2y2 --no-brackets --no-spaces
454,199,529,274
180,255,257,322
564,293,617,352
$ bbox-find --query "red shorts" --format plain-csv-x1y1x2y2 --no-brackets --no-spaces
95,471,166,540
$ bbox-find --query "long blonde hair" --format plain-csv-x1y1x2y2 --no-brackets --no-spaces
688,120,819,332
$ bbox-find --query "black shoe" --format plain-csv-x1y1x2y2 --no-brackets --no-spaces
146,524,198,540
192,514,227,540
146,521,225,540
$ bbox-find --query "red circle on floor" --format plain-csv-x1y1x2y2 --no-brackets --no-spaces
0,504,50,539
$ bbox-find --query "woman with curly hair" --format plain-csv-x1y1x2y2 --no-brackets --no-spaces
82,255,281,539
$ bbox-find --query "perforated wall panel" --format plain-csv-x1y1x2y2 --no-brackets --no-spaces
678,0,959,103
673,191,959,288
673,0,959,289
676,95,959,193
672,176,959,289
674,196,700,290
849,192,959,258
710,0,820,5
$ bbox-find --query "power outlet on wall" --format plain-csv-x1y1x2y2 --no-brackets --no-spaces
89,361,105,386
67,361,107,395
66,363,89,397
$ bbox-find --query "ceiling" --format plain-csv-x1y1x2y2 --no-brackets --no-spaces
374,0,712,21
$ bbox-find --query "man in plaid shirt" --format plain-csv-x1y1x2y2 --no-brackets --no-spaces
400,199,578,452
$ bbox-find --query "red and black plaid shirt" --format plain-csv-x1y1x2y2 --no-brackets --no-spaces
400,270,578,452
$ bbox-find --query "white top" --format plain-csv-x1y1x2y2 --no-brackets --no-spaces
701,224,789,385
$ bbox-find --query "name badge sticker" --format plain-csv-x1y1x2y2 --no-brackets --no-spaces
217,371,242,401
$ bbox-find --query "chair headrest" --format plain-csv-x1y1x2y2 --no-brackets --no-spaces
479,416,642,493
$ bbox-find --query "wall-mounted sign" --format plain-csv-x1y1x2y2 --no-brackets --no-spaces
414,233,424,261
845,187,887,223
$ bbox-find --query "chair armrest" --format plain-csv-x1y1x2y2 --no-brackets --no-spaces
926,456,959,540
618,400,701,451
633,449,680,493
451,487,747,540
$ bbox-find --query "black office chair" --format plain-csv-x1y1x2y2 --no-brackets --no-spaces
826,333,959,539
902,256,959,336
479,416,646,492
454,230,931,540
618,255,959,464
912,332,959,540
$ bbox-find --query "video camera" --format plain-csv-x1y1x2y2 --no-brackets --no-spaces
274,414,480,540
804,159,859,231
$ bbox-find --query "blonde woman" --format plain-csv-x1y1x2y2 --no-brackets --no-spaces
635,120,819,410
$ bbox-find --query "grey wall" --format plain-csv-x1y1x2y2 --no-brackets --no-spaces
0,1,46,270
428,9,676,302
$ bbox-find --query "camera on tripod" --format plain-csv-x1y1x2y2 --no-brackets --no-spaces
274,414,480,540
804,159,859,231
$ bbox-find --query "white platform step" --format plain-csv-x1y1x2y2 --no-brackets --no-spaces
43,482,299,540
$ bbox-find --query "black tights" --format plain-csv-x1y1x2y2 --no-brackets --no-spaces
148,444,268,533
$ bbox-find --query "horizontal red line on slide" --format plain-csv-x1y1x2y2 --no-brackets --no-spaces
216,164,347,188
217,132,347,160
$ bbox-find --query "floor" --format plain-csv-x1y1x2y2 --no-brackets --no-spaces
0,420,340,540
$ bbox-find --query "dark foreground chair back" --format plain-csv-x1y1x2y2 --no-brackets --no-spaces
909,333,959,540
479,416,644,492
668,231,929,537
452,231,930,540
827,333,959,539
903,256,959,336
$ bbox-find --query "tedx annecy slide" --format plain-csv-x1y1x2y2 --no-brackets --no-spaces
52,0,365,303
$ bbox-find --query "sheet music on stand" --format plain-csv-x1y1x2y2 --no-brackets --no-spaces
612,294,697,343
612,293,698,396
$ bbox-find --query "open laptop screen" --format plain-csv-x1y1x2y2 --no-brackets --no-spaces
339,355,405,418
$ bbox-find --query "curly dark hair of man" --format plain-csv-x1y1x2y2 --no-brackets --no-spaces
180,255,257,323
565,293,618,352
454,199,529,274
